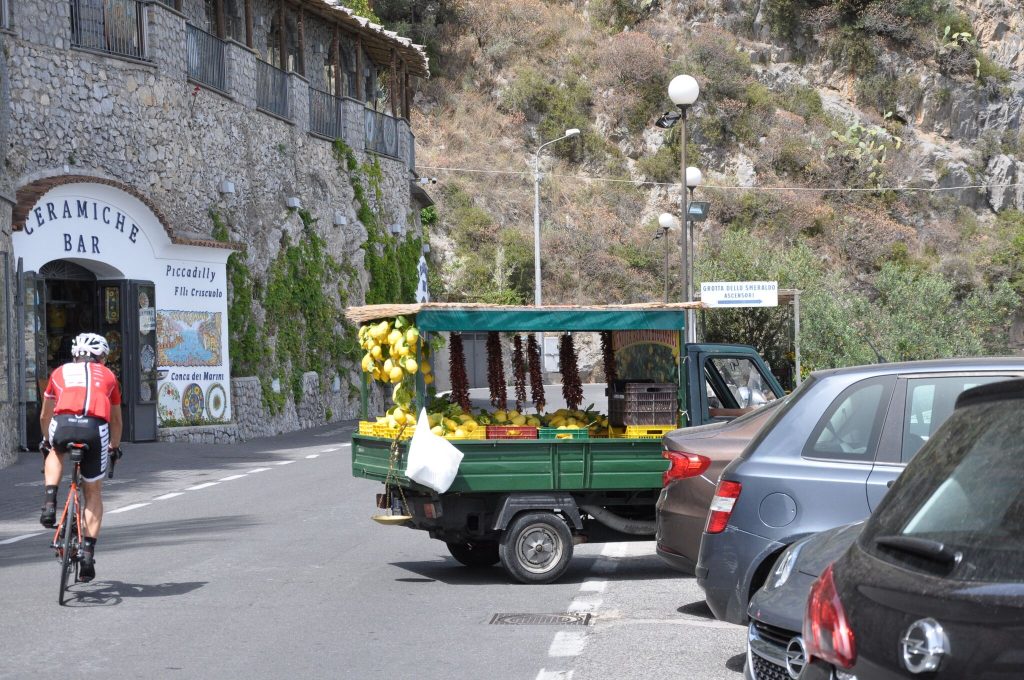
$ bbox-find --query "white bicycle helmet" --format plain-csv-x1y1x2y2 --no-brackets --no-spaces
71,332,110,359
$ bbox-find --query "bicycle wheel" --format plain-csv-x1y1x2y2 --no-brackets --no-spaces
58,503,78,605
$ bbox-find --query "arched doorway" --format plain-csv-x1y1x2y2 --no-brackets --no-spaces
24,258,157,443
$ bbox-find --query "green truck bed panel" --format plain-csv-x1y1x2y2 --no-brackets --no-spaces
351,435,668,493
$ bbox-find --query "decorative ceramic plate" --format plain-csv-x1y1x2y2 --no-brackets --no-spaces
105,330,122,363
141,344,156,372
158,382,182,421
140,381,152,402
181,383,205,420
138,291,149,309
206,383,227,420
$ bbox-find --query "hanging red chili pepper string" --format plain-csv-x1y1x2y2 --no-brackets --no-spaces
527,333,545,413
449,332,471,412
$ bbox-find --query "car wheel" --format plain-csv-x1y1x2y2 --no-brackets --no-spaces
499,512,574,584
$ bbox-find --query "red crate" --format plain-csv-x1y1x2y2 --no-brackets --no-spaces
486,425,538,440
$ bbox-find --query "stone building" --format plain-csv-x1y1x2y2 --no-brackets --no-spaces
0,0,430,466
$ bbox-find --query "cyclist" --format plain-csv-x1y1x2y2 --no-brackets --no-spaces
39,332,123,583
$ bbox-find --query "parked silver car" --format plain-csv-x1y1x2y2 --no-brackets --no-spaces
695,358,1024,626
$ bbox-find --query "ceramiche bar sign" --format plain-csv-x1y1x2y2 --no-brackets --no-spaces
13,183,233,425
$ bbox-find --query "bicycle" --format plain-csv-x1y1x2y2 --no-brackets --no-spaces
50,443,119,605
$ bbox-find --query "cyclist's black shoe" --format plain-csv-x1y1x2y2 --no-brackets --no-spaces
40,503,56,528
78,555,95,582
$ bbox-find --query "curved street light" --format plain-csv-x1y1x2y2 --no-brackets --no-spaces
533,128,581,306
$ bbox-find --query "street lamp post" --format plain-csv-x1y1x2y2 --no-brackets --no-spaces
684,166,703,340
668,75,700,341
657,212,679,303
533,128,581,307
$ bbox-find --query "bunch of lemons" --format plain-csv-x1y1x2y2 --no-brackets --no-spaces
358,316,433,386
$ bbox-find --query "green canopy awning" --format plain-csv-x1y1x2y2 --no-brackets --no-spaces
416,308,684,332
344,303,701,333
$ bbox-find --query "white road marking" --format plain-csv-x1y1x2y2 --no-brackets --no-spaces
603,616,738,630
218,474,247,481
321,447,341,453
273,460,295,466
108,503,150,514
0,532,43,545
305,454,320,459
247,468,272,473
579,580,607,593
186,482,219,491
567,597,602,613
535,670,574,680
153,492,184,501
548,631,587,657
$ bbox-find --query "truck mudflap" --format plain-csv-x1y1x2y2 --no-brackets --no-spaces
493,493,583,531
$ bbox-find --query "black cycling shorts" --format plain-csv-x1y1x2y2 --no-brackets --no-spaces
48,415,110,482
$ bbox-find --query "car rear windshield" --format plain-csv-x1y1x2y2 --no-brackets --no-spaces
863,399,1024,582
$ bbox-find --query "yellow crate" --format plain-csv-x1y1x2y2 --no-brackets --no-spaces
358,421,376,435
624,424,675,439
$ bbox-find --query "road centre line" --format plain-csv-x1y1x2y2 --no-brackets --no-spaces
535,670,574,680
247,468,272,473
548,631,587,657
218,474,247,481
153,492,184,501
567,596,602,613
186,482,219,491
108,503,150,514
273,460,295,465
0,532,43,545
321,447,341,452
305,454,320,459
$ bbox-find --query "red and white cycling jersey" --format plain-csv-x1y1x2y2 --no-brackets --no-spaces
44,362,122,422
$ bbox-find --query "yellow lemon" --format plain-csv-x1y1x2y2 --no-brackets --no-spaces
420,361,432,374
387,329,403,345
403,358,418,374
424,374,434,385
370,345,383,360
389,366,404,383
430,425,444,436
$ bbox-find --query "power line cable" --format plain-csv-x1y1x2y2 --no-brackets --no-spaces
415,165,1024,193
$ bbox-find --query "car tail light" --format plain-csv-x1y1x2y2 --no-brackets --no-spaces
661,449,711,485
803,563,856,669
705,480,741,534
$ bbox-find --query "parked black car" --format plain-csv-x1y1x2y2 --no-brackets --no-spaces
745,522,863,680
696,358,1024,626
800,378,1024,679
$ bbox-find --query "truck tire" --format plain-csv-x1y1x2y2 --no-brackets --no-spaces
446,541,500,567
499,512,574,584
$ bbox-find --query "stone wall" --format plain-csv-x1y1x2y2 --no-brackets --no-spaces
0,2,424,463
159,371,384,444
0,31,18,466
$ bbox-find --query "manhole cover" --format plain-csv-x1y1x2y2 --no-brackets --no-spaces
489,613,592,626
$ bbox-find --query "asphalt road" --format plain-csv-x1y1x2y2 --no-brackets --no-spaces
0,423,745,680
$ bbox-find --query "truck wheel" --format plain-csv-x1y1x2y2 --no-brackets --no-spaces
499,512,574,584
446,541,500,567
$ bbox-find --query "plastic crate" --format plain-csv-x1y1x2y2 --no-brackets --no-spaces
538,427,590,440
486,425,538,440
374,422,414,440
624,424,675,439
610,383,678,426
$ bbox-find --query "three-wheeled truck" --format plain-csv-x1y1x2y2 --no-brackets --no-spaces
348,303,784,583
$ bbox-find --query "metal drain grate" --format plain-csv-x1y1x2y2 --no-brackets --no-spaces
489,613,592,626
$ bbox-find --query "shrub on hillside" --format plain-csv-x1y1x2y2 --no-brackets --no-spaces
596,32,668,131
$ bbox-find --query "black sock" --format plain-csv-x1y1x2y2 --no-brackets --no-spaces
43,485,58,508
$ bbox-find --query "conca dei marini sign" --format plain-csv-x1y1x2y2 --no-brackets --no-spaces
13,181,236,424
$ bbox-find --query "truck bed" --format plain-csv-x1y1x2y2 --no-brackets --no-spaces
351,434,669,493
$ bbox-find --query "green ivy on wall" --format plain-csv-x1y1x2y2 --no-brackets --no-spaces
332,139,421,305
219,209,358,414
